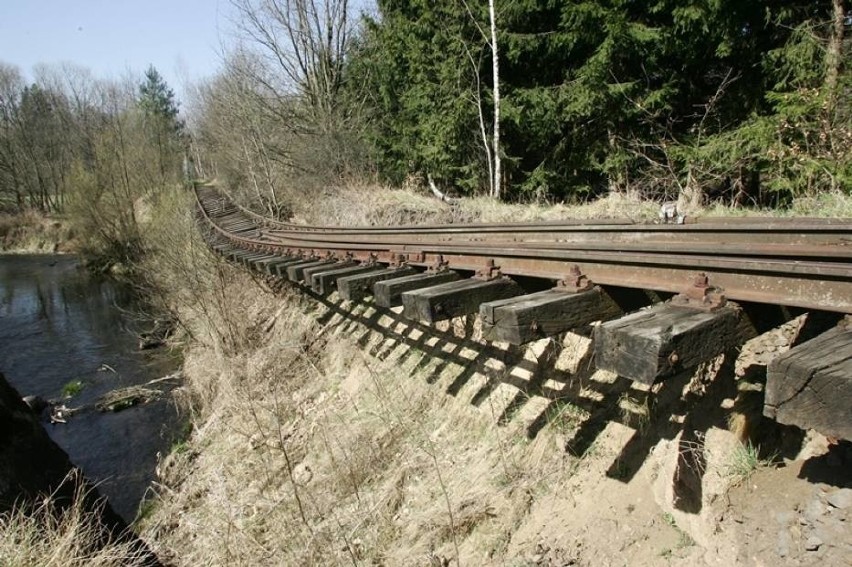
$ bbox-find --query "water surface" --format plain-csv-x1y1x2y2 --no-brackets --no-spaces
0,254,181,521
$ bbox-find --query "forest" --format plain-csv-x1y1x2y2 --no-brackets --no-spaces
0,0,849,241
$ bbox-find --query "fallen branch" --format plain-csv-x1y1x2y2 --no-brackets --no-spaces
427,174,460,205
96,386,161,412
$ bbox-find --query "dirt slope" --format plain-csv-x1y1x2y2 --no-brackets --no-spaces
137,266,850,566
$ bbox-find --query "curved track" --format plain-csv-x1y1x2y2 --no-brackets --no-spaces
195,185,852,314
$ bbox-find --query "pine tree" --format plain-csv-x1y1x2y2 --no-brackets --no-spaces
138,65,184,186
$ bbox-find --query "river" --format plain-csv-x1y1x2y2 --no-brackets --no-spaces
0,254,182,522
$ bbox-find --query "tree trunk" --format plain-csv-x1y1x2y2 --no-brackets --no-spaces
489,0,501,200
824,0,845,111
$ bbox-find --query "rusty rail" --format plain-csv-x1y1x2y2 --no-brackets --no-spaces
194,185,852,314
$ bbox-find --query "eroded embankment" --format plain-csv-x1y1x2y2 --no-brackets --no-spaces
0,211,72,254
140,264,851,567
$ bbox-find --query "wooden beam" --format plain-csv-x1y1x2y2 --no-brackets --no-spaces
270,258,310,277
286,260,334,282
402,277,522,323
247,255,280,270
226,250,251,262
311,265,383,295
237,252,269,266
302,261,357,289
254,255,292,273
764,322,852,441
480,286,621,344
337,266,418,302
256,257,293,275
594,302,743,384
374,271,460,308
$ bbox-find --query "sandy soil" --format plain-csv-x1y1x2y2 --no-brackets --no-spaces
142,269,851,567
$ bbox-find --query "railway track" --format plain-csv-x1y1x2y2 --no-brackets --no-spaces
193,184,852,441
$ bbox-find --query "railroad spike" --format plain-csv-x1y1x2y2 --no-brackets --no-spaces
671,272,727,311
426,254,449,273
555,265,593,293
474,258,502,281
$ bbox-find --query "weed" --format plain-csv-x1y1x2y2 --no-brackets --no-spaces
171,440,190,455
725,441,777,484
545,398,588,434
0,472,153,566
62,379,84,398
134,497,159,524
618,392,652,432
660,512,695,556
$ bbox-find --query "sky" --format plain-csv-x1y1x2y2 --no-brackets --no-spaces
0,0,233,103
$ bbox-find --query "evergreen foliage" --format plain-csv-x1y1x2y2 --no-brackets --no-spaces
347,0,850,202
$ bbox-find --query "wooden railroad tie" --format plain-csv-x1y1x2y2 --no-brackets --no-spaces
270,257,311,277
310,264,384,295
262,257,302,276
373,271,461,308
246,254,280,270
253,255,293,274
480,286,621,344
302,260,358,291
402,277,523,323
594,301,743,385
337,266,418,302
286,259,333,282
764,321,852,442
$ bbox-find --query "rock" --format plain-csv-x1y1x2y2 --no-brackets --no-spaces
804,536,822,551
22,395,48,413
777,529,791,557
775,511,795,525
826,488,852,510
138,337,164,350
292,462,313,485
803,499,826,522
0,372,163,565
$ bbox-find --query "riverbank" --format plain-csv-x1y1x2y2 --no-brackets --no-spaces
0,253,184,525
0,210,74,254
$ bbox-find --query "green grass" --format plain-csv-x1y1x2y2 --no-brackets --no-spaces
659,512,695,557
169,419,194,455
62,379,85,398
545,398,589,434
725,441,777,484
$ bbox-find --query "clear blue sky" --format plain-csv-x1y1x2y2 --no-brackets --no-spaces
0,0,232,103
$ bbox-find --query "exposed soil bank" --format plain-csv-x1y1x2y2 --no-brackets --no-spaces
139,268,851,566
0,373,162,566
0,211,74,254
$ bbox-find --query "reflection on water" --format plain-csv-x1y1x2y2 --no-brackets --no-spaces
0,254,181,522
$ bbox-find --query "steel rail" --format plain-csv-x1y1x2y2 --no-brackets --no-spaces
194,186,852,314
203,187,852,236
197,190,852,260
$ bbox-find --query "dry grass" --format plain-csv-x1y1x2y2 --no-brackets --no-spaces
0,479,153,567
133,181,844,566
0,209,73,253
287,181,851,229
138,274,578,566
293,181,475,227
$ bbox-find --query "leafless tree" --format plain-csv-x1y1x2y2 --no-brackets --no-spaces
231,0,352,127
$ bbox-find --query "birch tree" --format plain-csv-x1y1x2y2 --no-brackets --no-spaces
488,0,501,199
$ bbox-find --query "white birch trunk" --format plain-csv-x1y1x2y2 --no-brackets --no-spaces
489,0,501,199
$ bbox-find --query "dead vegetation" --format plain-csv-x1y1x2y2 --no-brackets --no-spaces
129,183,850,566
0,477,154,567
0,209,73,253
280,179,852,230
